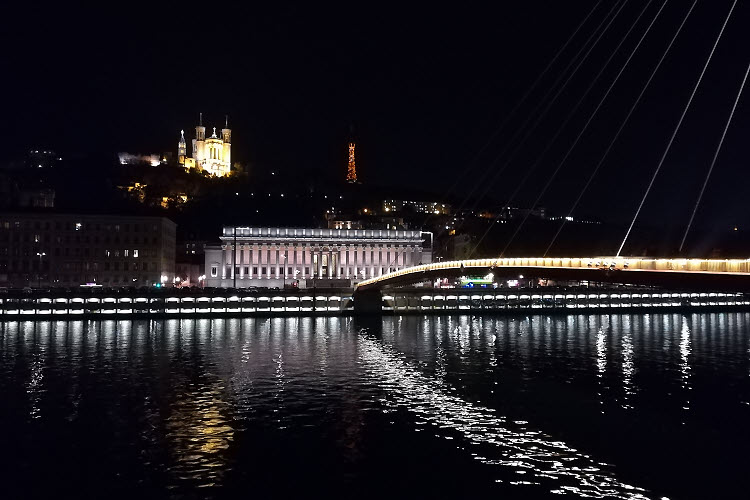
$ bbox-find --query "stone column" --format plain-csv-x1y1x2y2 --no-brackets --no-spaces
353,245,358,279
221,245,227,280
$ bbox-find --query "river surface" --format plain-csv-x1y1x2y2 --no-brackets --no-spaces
1,313,749,499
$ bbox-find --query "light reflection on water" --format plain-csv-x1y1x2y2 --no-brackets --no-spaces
680,317,692,418
357,330,648,498
1,313,750,498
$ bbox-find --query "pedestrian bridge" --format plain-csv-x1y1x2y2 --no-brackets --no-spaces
355,257,750,293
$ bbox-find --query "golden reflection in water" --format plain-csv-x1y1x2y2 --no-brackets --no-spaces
166,378,234,488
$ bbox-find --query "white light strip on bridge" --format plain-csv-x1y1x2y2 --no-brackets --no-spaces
356,257,750,288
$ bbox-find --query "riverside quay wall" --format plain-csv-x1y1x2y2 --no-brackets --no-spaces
1,287,749,318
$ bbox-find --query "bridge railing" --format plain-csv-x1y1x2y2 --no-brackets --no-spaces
356,256,750,289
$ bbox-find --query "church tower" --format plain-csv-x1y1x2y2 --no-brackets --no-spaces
178,130,187,165
194,112,206,166
221,115,231,171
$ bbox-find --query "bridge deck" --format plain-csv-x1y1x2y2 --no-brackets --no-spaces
357,257,750,292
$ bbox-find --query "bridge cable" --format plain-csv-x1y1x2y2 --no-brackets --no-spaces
617,0,737,257
452,0,611,215
679,60,750,253
383,1,609,273
428,0,614,235
464,0,631,259
476,0,638,259
499,0,666,258
434,0,604,209
455,0,625,220
545,0,697,257
469,0,635,257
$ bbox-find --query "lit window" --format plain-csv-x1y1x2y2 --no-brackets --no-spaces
124,249,129,257
133,249,139,258
75,222,82,231
211,266,218,277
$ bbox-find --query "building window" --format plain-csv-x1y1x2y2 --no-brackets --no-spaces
253,267,258,276
235,266,240,275
305,267,310,276
124,249,129,257
143,263,148,271
211,266,218,277
133,249,139,258
287,267,292,276
244,266,249,275
262,266,267,275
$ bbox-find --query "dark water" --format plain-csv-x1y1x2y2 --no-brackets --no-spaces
1,314,749,499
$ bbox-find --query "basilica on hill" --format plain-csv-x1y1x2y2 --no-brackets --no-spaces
178,113,232,177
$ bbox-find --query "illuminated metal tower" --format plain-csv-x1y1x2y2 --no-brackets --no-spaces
346,142,357,183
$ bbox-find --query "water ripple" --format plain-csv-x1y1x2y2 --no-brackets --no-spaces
358,330,649,499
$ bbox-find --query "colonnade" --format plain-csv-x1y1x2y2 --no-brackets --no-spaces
216,243,425,281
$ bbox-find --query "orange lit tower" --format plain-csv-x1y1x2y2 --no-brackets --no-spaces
346,142,357,183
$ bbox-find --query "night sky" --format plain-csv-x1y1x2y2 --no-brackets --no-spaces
2,1,749,231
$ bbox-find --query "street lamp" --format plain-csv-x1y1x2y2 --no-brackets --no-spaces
36,252,46,288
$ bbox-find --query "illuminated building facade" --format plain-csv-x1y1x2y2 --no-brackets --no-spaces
382,199,452,215
118,152,166,167
204,226,432,289
0,213,176,288
180,113,231,177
